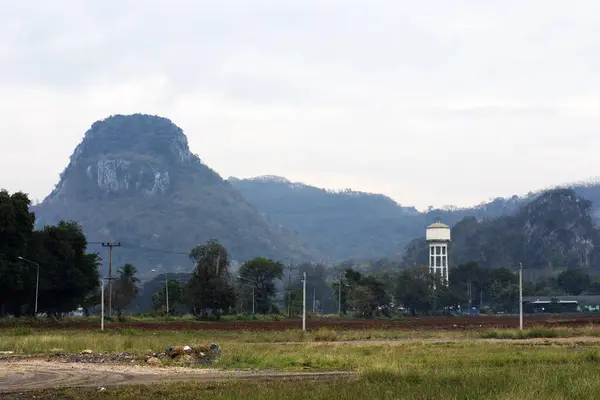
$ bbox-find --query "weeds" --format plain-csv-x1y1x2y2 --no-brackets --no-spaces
312,328,338,342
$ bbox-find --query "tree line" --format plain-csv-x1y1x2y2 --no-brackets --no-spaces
0,190,100,316
4,188,600,319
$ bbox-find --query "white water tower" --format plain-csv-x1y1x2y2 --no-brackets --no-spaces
426,218,451,285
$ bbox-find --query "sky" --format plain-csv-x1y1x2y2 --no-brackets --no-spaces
2,0,600,210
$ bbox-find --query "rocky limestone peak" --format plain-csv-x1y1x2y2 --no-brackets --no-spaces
69,114,194,165
46,114,201,202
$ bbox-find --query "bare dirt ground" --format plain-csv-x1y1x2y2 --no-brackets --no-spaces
0,358,351,393
4,314,600,331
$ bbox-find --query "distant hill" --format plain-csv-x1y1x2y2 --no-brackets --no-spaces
33,114,318,276
403,188,600,276
228,176,425,260
228,176,527,260
229,176,600,262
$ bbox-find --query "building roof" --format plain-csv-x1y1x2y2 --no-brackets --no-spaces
427,218,449,229
523,295,600,305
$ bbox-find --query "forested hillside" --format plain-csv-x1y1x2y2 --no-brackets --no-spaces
230,176,600,262
402,189,600,278
33,114,318,276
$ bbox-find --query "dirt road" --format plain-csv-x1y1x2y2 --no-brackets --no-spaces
0,360,351,393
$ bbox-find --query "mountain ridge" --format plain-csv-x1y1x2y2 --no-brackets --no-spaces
229,175,600,262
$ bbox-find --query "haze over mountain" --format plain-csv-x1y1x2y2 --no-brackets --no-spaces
32,114,318,276
402,188,600,279
229,176,600,262
26,112,600,277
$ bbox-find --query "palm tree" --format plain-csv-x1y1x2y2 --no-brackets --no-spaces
112,263,140,316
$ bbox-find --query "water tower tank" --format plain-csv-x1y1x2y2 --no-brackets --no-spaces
426,219,451,242
426,218,451,285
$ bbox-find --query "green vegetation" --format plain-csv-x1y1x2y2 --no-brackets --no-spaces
0,327,463,356
231,176,600,265
10,328,600,399
238,257,284,314
112,263,141,316
6,325,600,358
32,114,317,271
0,190,100,317
21,367,600,400
404,189,600,272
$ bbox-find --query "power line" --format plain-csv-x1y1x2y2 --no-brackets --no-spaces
119,243,190,256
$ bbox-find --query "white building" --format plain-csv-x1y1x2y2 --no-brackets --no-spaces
426,218,451,285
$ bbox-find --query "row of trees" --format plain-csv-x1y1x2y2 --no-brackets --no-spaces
4,188,600,318
116,244,600,318
0,190,100,317
149,239,284,317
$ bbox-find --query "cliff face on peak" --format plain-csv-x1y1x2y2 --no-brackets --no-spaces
45,114,210,203
34,114,318,275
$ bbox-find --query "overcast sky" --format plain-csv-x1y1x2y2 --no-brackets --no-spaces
2,1,600,210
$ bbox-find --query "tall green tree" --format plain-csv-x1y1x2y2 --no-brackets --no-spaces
185,239,235,318
349,275,391,318
330,267,360,315
112,263,140,315
557,268,591,295
395,266,434,316
284,288,303,316
289,262,336,314
0,190,35,316
30,221,101,317
238,257,284,314
152,279,184,314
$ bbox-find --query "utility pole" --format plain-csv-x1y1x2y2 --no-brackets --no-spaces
302,272,306,331
338,273,342,316
468,280,472,309
165,273,169,315
283,259,295,317
519,262,523,330
18,257,39,315
102,242,121,317
100,278,104,331
313,288,316,314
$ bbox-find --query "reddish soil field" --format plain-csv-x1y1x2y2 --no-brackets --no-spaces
3,315,600,331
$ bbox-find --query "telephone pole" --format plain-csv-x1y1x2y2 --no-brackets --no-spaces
519,262,523,330
302,272,306,331
338,273,343,316
102,242,121,317
165,272,169,315
283,259,296,317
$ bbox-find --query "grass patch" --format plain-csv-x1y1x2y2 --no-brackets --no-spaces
15,360,600,399
5,326,600,398
312,327,338,342
479,327,584,339
4,328,600,373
